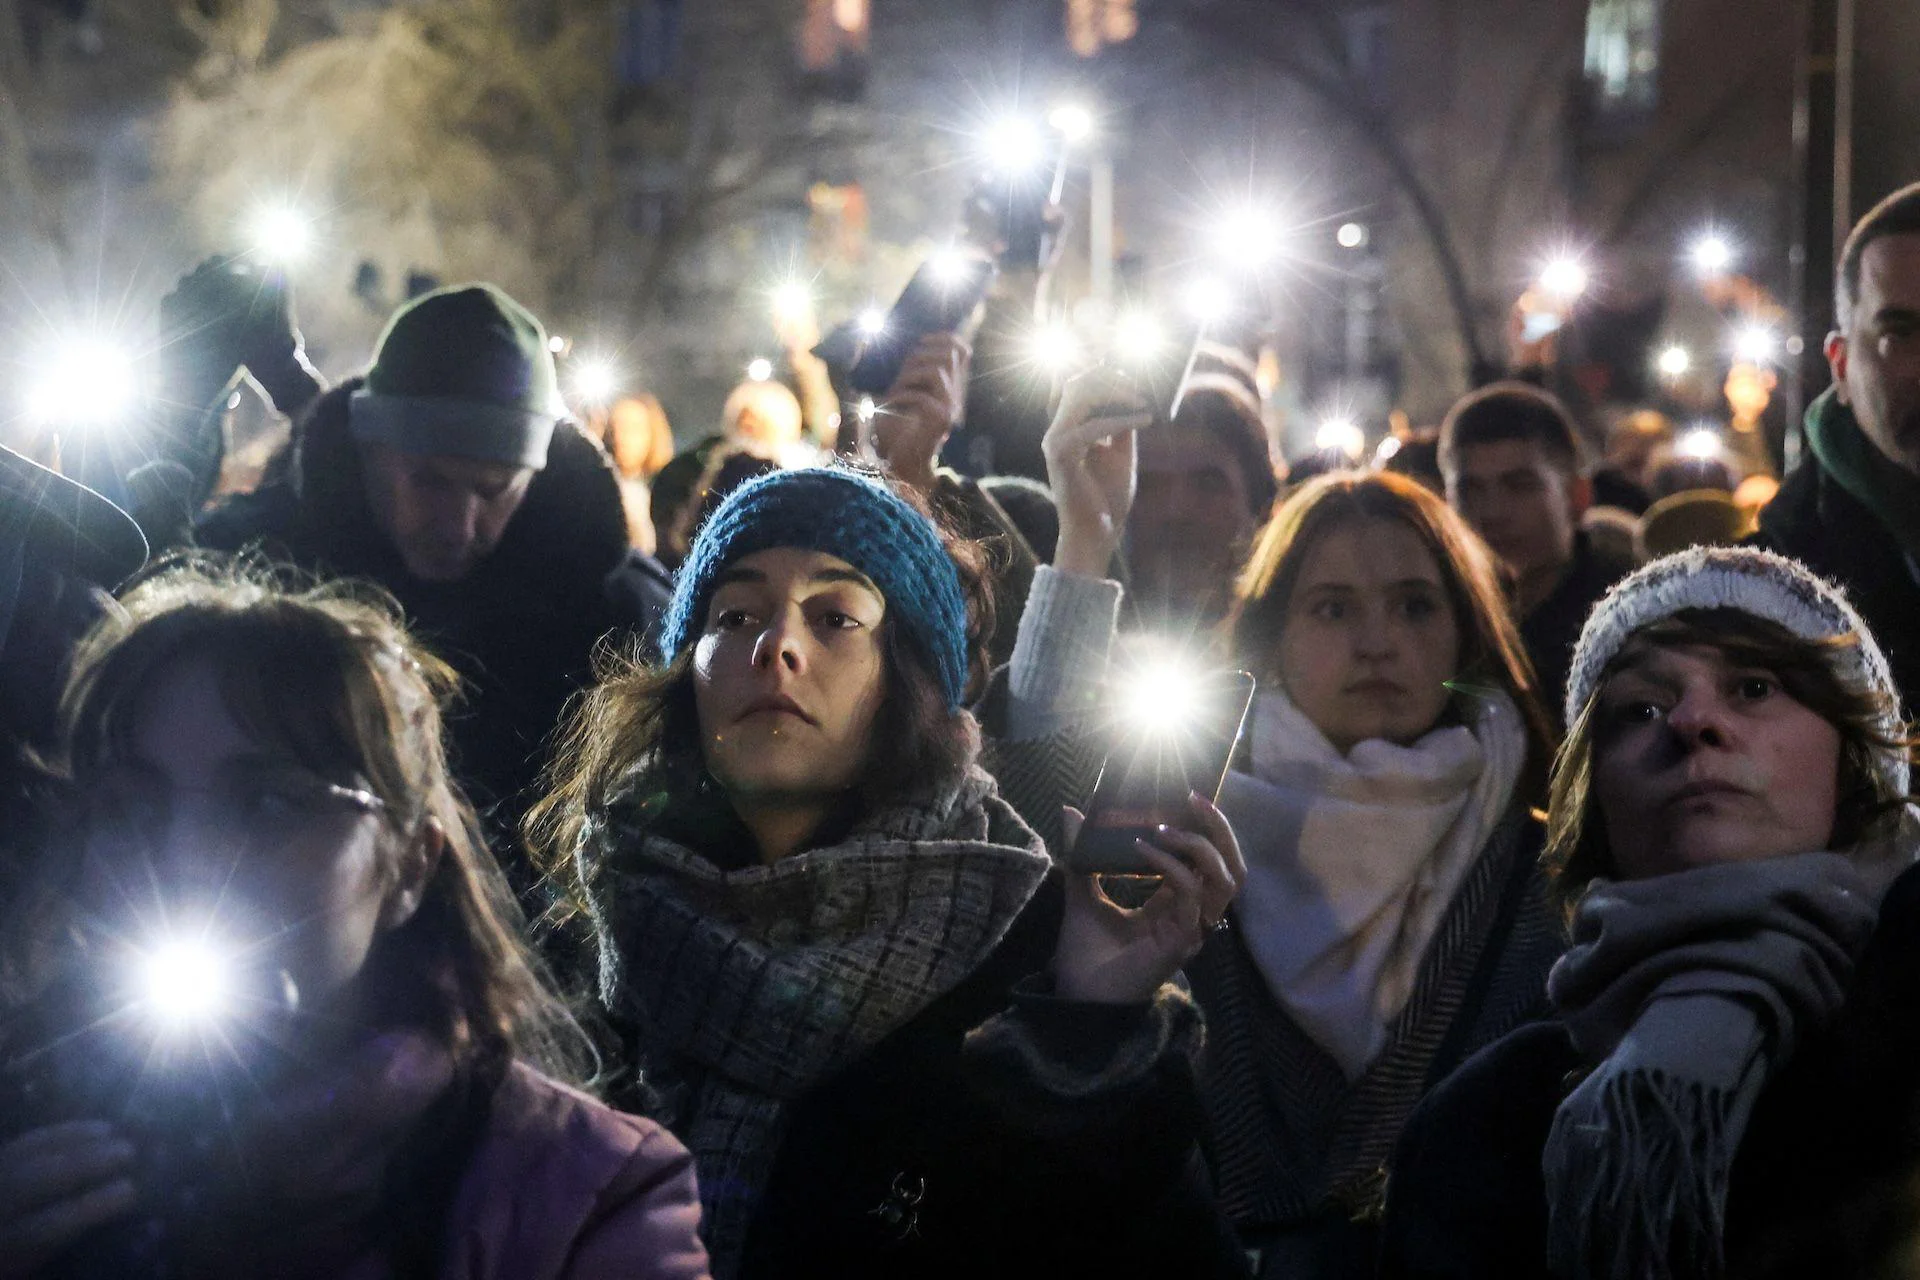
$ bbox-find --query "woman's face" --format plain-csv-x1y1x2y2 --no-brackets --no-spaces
1592,639,1843,879
693,547,889,804
79,655,426,1025
1276,517,1461,753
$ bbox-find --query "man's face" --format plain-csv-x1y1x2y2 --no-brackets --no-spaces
1444,438,1580,582
1828,234,1920,475
358,442,534,582
1128,425,1257,624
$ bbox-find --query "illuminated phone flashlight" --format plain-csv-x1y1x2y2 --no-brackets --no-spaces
857,307,888,338
981,116,1046,179
746,357,775,382
1117,654,1207,738
571,356,619,406
1656,344,1692,378
1316,417,1365,461
1027,322,1082,373
1537,255,1589,302
1111,310,1166,366
1732,324,1778,366
132,933,236,1035
247,202,314,267
1690,232,1734,278
771,280,813,326
1209,205,1279,269
1182,276,1233,326
1678,425,1723,460
25,334,141,427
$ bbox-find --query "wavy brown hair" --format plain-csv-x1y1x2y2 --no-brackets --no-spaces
23,558,589,1081
525,476,995,922
1545,608,1915,913
1225,469,1558,802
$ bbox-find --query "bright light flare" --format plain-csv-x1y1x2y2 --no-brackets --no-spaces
1111,310,1166,365
247,204,313,266
27,336,139,426
927,247,976,291
746,358,774,382
1690,233,1734,277
857,307,888,338
1336,222,1368,249
1049,103,1096,144
1678,426,1723,460
1316,417,1365,460
1210,206,1279,267
1656,344,1692,377
1183,276,1233,325
136,936,233,1034
771,280,813,325
1733,325,1778,365
1117,658,1206,736
572,357,619,404
856,395,877,423
546,335,567,355
1538,256,1589,301
1027,323,1082,372
981,116,1046,176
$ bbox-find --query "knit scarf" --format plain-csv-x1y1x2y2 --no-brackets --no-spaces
1219,688,1526,1079
1801,386,1920,558
588,766,1052,1279
1538,838,1918,1280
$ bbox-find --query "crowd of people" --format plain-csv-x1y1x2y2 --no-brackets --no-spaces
2,173,1920,1279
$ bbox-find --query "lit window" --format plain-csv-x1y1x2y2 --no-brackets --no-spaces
1584,0,1660,121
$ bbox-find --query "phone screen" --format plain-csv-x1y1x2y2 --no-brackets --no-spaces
847,255,997,395
1069,669,1257,875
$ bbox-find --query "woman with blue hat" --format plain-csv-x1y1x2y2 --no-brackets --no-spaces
528,466,1250,1280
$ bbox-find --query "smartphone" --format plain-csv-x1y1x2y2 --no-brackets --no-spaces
846,254,997,395
1068,669,1257,875
1099,313,1206,426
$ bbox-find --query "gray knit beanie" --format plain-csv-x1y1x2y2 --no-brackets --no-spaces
1565,544,1908,793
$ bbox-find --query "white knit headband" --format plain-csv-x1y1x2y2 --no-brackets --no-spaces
1565,545,1909,794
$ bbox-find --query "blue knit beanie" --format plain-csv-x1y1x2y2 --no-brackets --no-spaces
658,468,971,707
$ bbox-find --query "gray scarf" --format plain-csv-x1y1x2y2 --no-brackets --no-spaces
1541,852,1880,1280
587,765,1052,1279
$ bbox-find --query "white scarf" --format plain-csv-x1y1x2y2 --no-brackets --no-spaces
1220,688,1527,1079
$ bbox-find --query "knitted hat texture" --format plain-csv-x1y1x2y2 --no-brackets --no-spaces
348,284,562,470
658,468,970,708
1565,545,1908,792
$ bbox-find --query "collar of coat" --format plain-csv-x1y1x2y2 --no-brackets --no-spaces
287,377,635,602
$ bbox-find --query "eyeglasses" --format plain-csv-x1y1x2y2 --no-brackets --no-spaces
81,775,389,850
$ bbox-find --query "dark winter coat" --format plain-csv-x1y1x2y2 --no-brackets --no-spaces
1189,808,1562,1280
195,381,671,867
1379,858,1920,1280
1520,532,1633,726
1754,452,1920,714
734,876,1247,1280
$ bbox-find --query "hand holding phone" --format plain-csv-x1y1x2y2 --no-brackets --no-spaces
846,254,996,396
1042,367,1154,578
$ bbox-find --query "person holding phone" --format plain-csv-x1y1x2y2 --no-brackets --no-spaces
997,372,1563,1278
0,564,709,1280
524,466,1250,1280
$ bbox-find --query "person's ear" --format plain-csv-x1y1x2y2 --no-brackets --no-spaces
380,816,446,931
1825,331,1851,403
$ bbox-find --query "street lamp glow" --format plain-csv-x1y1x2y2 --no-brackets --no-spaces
1538,256,1590,301
1733,324,1778,365
1027,322,1081,372
1316,417,1365,460
137,935,233,1034
1656,344,1692,377
982,116,1046,176
1049,103,1096,144
1111,310,1166,364
572,357,619,405
746,358,774,382
1678,426,1723,460
27,336,139,426
247,203,313,266
1210,206,1279,267
1183,276,1233,325
1336,222,1368,249
1690,233,1734,277
857,307,888,338
771,280,813,325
